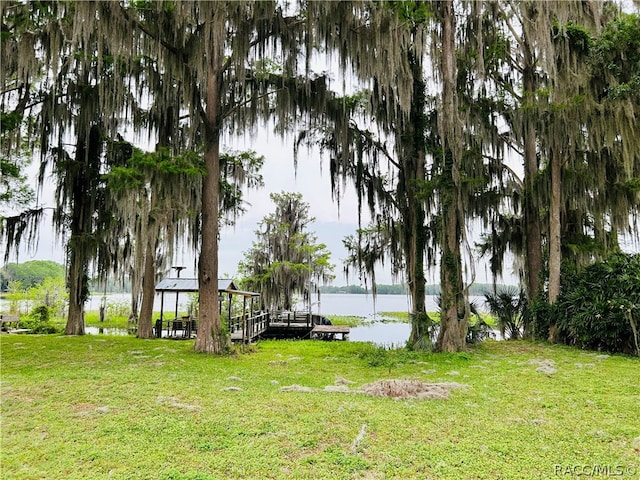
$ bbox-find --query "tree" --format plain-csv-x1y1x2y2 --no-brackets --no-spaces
303,2,500,351
431,0,470,352
0,1,39,216
0,125,34,215
104,144,205,338
0,260,65,291
105,145,263,339
1,2,140,334
1,2,50,259
239,192,334,311
475,2,638,310
300,2,438,348
522,6,639,315
3,1,333,347
123,1,333,353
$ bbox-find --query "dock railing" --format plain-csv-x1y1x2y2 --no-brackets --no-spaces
271,311,330,328
272,311,325,328
228,310,270,342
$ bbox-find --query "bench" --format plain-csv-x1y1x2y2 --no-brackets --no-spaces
0,314,29,333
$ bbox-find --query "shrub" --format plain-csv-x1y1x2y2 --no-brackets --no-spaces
466,300,494,343
19,305,61,334
484,287,526,340
524,296,554,340
552,254,640,355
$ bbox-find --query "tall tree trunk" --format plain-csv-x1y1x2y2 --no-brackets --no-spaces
65,143,88,335
65,124,101,335
406,192,429,347
66,248,87,335
437,165,468,352
522,65,543,302
547,146,562,342
436,0,468,352
195,26,227,353
405,50,431,348
138,111,171,339
137,233,157,338
548,147,562,305
196,132,225,352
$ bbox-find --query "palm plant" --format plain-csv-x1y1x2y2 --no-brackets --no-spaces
484,287,526,340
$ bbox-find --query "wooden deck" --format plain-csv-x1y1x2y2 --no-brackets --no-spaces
311,325,350,340
260,312,330,340
229,312,270,342
153,311,348,342
261,322,314,340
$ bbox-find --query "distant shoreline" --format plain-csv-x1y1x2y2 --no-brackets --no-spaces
319,283,516,296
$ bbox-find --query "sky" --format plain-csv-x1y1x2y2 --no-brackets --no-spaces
176,129,523,286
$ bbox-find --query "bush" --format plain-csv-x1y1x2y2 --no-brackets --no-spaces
524,296,553,340
466,300,494,343
19,305,61,334
551,254,640,355
484,287,526,340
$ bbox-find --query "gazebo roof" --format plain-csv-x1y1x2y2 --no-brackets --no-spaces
155,278,259,297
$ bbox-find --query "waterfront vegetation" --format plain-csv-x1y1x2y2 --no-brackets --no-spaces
2,335,638,480
15,310,495,334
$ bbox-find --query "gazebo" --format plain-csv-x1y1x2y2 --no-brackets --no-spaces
154,277,263,340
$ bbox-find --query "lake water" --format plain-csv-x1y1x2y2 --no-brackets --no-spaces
348,322,412,347
86,292,457,318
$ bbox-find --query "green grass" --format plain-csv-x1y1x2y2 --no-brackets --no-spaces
328,315,368,327
84,312,131,330
378,311,410,323
1,336,638,479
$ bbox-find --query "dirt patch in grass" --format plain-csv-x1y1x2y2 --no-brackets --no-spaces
528,359,558,374
221,386,243,392
269,360,288,367
279,379,467,400
157,395,201,411
279,384,316,393
361,379,467,400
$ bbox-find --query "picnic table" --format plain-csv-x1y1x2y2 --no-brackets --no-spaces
154,317,197,339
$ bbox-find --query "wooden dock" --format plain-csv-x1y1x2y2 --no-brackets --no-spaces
229,311,270,342
154,311,349,343
311,325,350,340
258,311,315,339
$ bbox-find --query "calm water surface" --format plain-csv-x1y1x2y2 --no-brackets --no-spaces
84,292,435,318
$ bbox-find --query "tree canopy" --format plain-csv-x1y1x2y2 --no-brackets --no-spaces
1,1,638,353
239,192,335,311
0,260,65,291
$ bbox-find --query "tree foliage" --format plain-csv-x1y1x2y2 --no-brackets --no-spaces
1,1,638,353
544,254,640,355
239,192,334,311
484,287,527,340
0,260,65,291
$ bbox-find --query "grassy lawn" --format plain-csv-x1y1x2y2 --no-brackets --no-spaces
1,335,638,479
